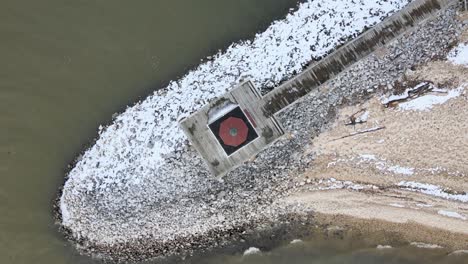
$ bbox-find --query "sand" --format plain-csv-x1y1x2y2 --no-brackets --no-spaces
281,41,468,250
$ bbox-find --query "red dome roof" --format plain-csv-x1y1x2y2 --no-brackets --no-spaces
219,117,249,147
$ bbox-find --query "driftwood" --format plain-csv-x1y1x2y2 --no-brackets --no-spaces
345,108,367,126
382,81,435,108
331,126,386,141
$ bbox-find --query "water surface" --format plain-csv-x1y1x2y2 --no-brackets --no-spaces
193,228,467,264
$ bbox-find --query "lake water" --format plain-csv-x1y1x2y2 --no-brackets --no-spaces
197,240,467,264
193,227,468,264
1,1,466,264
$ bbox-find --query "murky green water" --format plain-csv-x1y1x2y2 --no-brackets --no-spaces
191,227,467,264
0,1,298,263
199,241,467,264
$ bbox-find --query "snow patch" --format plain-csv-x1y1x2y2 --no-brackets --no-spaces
59,199,71,226
377,245,393,249
387,165,414,175
243,247,261,256
398,86,464,111
359,154,378,161
447,43,468,67
389,203,405,208
290,239,303,244
410,242,443,249
416,203,433,208
380,82,465,112
357,154,414,176
356,111,369,123
398,181,468,203
437,210,467,220
381,82,431,105
315,178,378,191
449,250,468,255
207,101,238,123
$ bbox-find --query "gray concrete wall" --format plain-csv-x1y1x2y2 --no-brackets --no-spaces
261,0,459,117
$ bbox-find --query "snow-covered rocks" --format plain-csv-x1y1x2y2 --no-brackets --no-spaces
449,249,468,255
410,242,443,249
62,0,411,203
243,247,261,256
60,0,412,245
290,239,303,244
376,245,393,249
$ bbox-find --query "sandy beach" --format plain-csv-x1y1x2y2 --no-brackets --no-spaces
283,37,468,250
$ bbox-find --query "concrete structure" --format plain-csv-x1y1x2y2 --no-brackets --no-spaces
180,81,284,177
180,0,458,177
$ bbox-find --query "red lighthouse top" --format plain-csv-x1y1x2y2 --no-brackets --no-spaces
218,117,248,147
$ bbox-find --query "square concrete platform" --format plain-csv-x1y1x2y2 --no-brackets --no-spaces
179,81,284,177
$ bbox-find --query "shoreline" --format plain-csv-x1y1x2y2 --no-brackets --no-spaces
284,191,468,250
178,211,468,263
144,210,467,263
56,1,467,262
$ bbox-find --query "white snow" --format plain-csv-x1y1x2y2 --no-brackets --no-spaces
381,82,431,105
60,0,412,237
59,198,70,224
410,242,443,249
449,250,468,255
357,154,414,176
437,210,467,220
398,86,464,111
389,203,405,208
447,43,468,67
381,81,465,111
290,239,303,244
359,154,378,161
207,102,238,123
356,110,369,123
376,245,393,249
316,178,378,191
416,203,433,208
243,247,261,256
387,165,414,175
398,181,468,203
